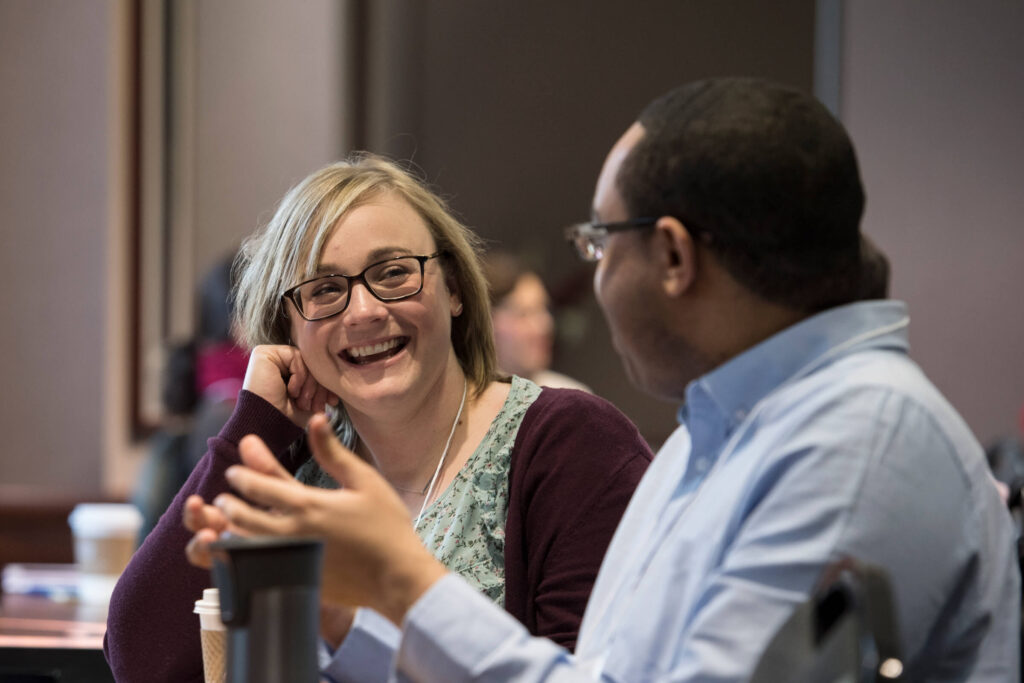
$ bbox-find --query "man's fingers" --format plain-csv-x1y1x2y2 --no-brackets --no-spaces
238,434,292,479
224,464,307,511
214,493,297,536
183,495,204,531
319,602,356,649
308,413,377,488
183,495,227,533
185,528,220,569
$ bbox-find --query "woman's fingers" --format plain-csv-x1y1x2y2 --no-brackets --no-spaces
244,345,337,426
310,383,333,414
250,345,338,419
299,362,325,413
286,349,321,414
244,345,297,411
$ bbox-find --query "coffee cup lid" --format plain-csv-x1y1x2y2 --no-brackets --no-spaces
195,588,225,630
194,587,220,615
68,503,143,537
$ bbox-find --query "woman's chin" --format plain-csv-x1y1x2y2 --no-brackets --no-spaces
336,372,420,412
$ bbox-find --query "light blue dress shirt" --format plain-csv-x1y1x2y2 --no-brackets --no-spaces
391,301,1020,682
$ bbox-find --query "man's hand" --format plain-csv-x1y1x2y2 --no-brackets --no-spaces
320,603,357,650
183,495,231,569
213,415,448,625
181,426,302,568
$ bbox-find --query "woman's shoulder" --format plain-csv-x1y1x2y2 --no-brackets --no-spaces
530,369,592,393
528,383,635,424
513,384,653,469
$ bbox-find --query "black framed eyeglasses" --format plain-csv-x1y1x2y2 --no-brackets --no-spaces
564,217,658,262
282,252,442,321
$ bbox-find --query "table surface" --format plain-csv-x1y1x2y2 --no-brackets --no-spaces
0,592,107,649
0,592,113,681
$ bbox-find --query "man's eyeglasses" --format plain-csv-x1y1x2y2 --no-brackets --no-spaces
282,252,441,321
564,218,657,262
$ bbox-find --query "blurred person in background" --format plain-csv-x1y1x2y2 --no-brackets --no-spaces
131,255,249,542
483,250,591,392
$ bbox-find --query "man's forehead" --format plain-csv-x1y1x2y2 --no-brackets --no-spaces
593,122,646,220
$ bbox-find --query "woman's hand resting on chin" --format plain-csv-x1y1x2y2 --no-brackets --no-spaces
185,343,338,571
243,344,339,427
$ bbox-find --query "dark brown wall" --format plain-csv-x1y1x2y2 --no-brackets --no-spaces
363,0,816,446
843,1,1024,444
0,1,817,496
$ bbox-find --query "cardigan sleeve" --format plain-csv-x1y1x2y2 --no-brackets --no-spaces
503,388,653,651
104,390,306,683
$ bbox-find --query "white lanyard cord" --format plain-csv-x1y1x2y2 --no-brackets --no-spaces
413,377,468,530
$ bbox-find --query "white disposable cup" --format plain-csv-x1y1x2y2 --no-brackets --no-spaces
67,503,143,603
195,588,227,683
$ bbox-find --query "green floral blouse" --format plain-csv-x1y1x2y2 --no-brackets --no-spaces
295,376,542,606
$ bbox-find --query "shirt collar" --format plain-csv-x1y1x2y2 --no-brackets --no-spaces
679,300,910,430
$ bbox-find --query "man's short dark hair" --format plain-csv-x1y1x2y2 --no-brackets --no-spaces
619,77,874,312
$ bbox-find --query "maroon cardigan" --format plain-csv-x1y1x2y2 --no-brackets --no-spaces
104,387,652,682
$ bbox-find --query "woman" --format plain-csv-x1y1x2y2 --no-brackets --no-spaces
104,155,652,682
483,250,591,392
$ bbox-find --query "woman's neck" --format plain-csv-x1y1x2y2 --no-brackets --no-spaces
347,367,471,492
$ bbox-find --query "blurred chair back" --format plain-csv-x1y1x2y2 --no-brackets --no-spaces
750,558,904,683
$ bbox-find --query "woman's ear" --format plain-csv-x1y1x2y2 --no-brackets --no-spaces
653,217,698,298
447,275,464,317
283,306,300,348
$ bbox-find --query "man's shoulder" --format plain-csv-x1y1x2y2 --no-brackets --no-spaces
768,346,974,452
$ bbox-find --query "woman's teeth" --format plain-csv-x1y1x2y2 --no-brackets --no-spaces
345,337,407,364
349,339,400,358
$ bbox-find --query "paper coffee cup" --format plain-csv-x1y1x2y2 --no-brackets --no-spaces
195,588,227,683
67,503,143,603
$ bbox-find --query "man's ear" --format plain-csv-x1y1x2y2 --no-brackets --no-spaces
653,217,698,297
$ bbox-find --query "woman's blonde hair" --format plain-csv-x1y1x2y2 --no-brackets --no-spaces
233,154,497,395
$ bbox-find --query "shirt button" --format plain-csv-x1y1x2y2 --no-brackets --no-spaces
694,458,710,473
734,409,747,421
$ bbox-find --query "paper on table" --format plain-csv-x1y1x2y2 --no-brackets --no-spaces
1,563,79,601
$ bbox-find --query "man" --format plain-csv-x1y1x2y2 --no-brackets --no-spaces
218,77,1019,680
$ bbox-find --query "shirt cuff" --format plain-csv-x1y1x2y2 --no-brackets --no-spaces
322,608,401,683
396,574,530,681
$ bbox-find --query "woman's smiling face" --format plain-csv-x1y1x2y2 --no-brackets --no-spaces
287,191,462,414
